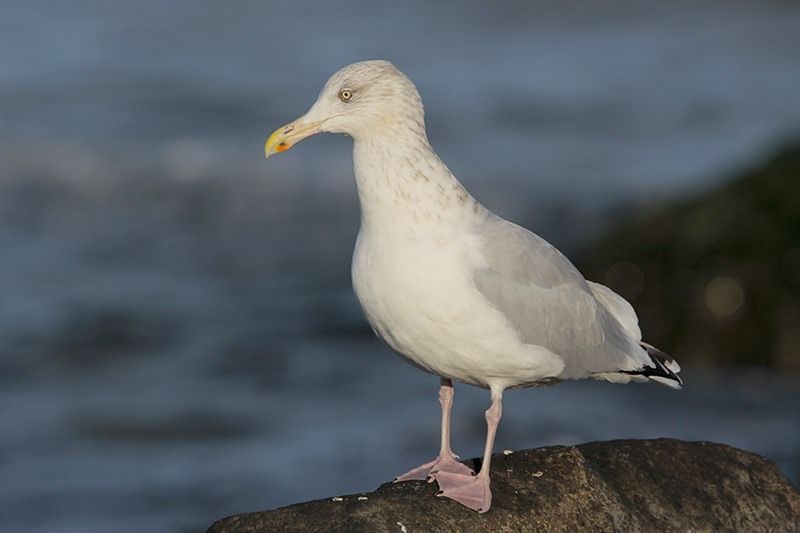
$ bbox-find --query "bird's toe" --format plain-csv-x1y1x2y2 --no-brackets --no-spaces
434,472,492,513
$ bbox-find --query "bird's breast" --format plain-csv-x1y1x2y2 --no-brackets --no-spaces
350,226,525,386
352,229,473,343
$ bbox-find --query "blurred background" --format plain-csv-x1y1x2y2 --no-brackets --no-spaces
1,1,799,532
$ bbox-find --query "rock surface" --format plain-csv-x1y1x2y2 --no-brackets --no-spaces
208,439,799,533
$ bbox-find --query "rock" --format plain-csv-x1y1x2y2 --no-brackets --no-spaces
207,439,800,532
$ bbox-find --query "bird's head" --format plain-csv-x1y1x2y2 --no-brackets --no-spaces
265,60,424,158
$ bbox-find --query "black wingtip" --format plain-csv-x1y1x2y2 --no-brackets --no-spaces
622,342,683,389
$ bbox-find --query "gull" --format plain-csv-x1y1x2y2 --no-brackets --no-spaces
264,60,682,513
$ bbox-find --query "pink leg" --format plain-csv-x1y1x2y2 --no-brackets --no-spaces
434,388,502,513
394,378,475,482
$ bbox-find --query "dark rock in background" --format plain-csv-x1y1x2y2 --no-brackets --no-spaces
577,144,800,372
207,439,800,533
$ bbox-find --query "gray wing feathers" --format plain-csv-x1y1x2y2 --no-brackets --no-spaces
587,281,642,341
473,218,648,378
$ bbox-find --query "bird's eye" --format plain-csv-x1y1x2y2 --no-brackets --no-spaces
338,89,353,102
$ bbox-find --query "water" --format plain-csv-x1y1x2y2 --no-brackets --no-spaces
1,1,800,532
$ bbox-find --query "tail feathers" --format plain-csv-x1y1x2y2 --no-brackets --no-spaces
622,342,683,390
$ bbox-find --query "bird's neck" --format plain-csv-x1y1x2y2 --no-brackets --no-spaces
352,133,478,235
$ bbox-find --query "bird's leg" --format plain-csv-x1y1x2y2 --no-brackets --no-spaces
434,378,468,467
394,378,475,482
434,389,502,513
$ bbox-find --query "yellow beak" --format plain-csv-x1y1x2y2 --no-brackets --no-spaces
264,119,323,159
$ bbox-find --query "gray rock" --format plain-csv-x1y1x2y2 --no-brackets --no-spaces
208,439,799,533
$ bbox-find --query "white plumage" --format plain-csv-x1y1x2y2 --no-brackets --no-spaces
265,59,682,513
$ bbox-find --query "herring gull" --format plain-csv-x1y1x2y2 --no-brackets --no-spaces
264,60,682,513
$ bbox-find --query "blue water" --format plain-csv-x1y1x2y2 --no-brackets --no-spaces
1,1,800,532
